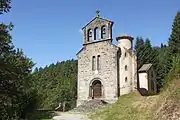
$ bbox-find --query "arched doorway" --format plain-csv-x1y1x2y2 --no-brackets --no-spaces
91,80,102,99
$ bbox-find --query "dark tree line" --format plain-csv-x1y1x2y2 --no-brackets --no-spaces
31,60,77,111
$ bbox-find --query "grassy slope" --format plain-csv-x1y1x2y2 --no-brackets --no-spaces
89,77,180,120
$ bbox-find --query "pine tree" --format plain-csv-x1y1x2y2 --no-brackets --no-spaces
153,46,172,90
168,12,180,56
143,39,154,64
135,37,156,69
135,37,145,69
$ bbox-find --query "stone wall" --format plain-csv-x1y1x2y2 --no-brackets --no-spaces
77,40,119,106
82,17,113,45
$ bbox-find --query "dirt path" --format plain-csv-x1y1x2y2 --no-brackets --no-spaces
52,112,89,120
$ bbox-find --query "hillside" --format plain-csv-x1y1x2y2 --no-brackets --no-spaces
89,79,180,120
89,60,180,120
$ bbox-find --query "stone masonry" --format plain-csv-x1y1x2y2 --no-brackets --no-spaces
76,12,137,107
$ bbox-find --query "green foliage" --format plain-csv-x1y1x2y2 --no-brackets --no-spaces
135,37,157,68
0,1,37,119
135,37,145,69
27,110,53,120
143,39,155,64
168,12,180,56
153,46,172,89
163,55,180,88
31,59,77,111
0,23,36,119
0,0,11,14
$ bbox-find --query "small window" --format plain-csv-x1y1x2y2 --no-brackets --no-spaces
125,77,128,82
94,27,99,40
88,29,93,41
125,65,128,71
97,55,100,70
101,25,106,39
124,52,127,57
92,56,96,71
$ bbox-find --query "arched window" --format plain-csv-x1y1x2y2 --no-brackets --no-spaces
94,27,99,40
101,25,106,39
97,55,100,70
88,29,93,41
92,56,96,71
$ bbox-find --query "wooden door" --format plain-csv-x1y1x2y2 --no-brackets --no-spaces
92,81,102,98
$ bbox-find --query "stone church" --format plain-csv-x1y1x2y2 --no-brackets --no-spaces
76,12,137,106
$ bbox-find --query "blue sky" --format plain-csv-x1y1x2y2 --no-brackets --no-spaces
0,0,179,68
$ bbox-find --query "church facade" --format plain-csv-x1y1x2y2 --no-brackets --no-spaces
76,12,137,106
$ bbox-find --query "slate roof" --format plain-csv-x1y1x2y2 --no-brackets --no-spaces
139,63,153,72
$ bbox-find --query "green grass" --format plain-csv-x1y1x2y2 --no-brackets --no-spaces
89,76,180,120
89,92,155,120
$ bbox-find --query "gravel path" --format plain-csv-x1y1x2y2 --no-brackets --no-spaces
52,112,89,120
52,100,106,120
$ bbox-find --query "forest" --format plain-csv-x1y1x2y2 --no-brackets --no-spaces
0,0,180,119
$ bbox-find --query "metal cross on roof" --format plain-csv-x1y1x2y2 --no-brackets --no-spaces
96,10,100,18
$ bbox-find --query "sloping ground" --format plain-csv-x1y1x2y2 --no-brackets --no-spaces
155,78,180,120
89,78,180,120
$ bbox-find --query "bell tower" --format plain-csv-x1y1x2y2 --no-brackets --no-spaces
81,11,114,45
116,35,134,95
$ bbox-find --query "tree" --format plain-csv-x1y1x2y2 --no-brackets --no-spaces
135,37,156,69
0,1,36,119
135,37,145,69
143,38,157,65
0,24,35,119
152,46,172,91
168,12,180,56
0,0,11,14
31,59,77,111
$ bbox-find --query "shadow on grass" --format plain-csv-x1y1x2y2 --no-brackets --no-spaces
28,110,55,120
